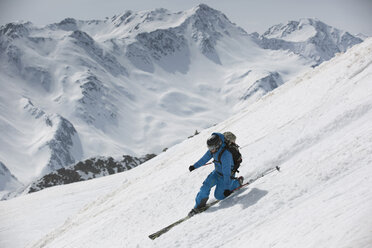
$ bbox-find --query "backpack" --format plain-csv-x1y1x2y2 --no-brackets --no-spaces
217,132,242,175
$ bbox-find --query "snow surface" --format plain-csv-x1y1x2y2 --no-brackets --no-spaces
0,37,371,248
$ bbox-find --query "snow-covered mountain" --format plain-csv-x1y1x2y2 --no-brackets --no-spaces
0,94,83,184
0,36,371,248
255,18,363,65
0,4,364,190
22,98,83,174
0,162,23,197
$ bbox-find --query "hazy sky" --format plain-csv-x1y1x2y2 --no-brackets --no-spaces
0,0,371,36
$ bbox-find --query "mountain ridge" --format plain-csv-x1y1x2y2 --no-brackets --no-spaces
256,18,363,65
0,162,23,195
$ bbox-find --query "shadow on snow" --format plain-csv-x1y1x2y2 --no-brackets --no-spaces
208,187,268,212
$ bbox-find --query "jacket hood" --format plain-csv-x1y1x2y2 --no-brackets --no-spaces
211,132,226,151
212,132,225,143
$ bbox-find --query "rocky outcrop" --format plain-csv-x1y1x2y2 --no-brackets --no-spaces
28,154,156,193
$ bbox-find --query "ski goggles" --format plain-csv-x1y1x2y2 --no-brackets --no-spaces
208,144,220,153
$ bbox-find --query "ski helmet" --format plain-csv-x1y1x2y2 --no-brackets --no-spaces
207,134,222,152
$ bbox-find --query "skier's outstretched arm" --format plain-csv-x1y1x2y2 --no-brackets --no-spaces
189,151,212,171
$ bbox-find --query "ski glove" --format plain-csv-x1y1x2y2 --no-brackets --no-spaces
224,189,232,197
189,165,195,172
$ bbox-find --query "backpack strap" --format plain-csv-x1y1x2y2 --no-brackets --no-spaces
215,143,241,173
217,145,227,164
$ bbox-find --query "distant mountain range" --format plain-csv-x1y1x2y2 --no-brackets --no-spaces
255,18,363,65
0,4,365,197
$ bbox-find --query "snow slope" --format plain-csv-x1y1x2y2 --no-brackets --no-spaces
0,37,371,248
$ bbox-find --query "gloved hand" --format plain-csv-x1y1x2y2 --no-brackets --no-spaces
224,189,232,197
189,165,195,172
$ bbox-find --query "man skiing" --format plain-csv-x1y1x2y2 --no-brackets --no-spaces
188,132,243,216
149,132,280,240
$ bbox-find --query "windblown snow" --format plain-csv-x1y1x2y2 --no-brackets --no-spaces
0,34,371,248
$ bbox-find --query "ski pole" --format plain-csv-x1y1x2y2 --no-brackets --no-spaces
234,166,280,191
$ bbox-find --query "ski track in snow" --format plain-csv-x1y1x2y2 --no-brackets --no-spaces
0,38,371,248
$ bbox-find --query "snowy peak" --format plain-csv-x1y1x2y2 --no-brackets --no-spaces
240,72,284,102
258,18,363,64
0,21,33,39
189,3,231,26
21,98,83,179
0,162,23,193
109,9,177,35
262,18,319,42
186,4,247,62
193,3,219,13
98,3,246,54
109,4,241,35
54,18,79,31
262,18,362,44
111,11,134,27
187,3,247,40
123,4,247,68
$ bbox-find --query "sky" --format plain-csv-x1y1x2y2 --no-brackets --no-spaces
0,0,371,36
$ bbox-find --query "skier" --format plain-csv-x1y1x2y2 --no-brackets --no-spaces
188,132,243,216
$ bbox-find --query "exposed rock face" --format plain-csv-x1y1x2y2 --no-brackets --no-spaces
28,154,156,193
240,72,284,101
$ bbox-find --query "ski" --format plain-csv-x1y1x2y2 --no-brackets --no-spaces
148,166,280,240
148,200,219,240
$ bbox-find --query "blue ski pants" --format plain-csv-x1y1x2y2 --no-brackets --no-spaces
194,170,240,208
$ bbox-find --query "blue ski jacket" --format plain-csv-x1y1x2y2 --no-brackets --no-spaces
193,132,234,188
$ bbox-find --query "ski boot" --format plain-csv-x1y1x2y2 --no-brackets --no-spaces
188,198,208,217
237,176,244,186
